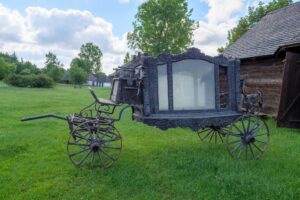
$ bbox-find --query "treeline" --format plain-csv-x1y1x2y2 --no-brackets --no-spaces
0,42,104,88
0,52,54,88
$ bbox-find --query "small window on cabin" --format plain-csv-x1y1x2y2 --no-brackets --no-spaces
219,65,229,109
157,64,169,110
172,59,215,110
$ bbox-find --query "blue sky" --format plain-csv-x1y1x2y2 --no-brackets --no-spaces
0,0,298,74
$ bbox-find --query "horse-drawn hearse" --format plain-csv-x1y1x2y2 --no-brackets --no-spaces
22,48,269,168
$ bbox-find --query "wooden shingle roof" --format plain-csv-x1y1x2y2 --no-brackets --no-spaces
223,2,300,59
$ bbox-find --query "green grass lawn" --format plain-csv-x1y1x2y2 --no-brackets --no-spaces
0,82,299,200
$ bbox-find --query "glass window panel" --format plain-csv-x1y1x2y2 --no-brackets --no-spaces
158,64,168,110
111,80,119,102
172,59,215,110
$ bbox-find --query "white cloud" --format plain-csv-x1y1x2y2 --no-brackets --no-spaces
118,0,145,3
119,0,130,3
0,4,128,74
0,5,27,43
201,0,244,24
192,0,246,55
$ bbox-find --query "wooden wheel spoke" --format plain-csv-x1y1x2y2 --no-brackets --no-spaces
255,139,268,145
218,132,224,143
199,130,212,141
68,142,89,147
198,128,225,144
250,124,263,134
232,123,243,133
73,133,89,141
245,145,248,160
91,152,96,167
83,132,91,139
103,136,121,143
198,128,210,134
246,116,251,133
252,132,268,137
241,117,247,132
77,150,92,166
87,124,93,135
249,144,256,159
228,139,241,145
100,127,114,140
97,151,104,166
69,147,90,157
237,145,244,159
98,130,109,140
252,143,263,153
227,132,242,137
209,132,214,142
230,143,241,155
214,131,218,143
101,150,116,161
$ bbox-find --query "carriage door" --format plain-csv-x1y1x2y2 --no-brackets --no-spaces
277,51,300,129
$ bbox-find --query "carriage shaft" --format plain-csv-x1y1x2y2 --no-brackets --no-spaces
21,114,67,122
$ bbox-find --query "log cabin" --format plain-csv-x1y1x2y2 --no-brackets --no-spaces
223,2,300,128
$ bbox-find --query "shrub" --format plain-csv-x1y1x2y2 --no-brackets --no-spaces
0,57,16,80
20,68,31,75
31,74,54,88
69,65,88,86
5,74,54,88
47,66,65,82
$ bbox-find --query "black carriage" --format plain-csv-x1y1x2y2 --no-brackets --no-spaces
22,48,270,168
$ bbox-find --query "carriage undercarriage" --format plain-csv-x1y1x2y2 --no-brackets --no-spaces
65,105,269,168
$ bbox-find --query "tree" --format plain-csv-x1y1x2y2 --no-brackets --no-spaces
69,65,88,86
70,57,90,73
44,52,65,82
218,0,292,53
123,52,131,64
19,68,31,75
45,52,63,69
15,61,40,74
0,57,16,80
127,0,196,56
0,52,18,64
79,43,102,73
48,67,65,82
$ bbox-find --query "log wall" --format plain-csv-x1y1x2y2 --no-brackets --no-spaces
240,57,284,116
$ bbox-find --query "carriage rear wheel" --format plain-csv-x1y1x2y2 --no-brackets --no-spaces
226,115,269,160
197,126,228,144
67,124,122,168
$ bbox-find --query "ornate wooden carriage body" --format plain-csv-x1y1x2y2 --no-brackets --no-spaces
112,48,241,131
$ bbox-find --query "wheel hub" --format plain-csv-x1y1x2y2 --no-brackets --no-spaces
244,134,255,144
90,142,100,152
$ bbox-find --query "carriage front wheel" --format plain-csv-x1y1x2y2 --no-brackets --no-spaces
67,124,122,168
226,115,269,160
